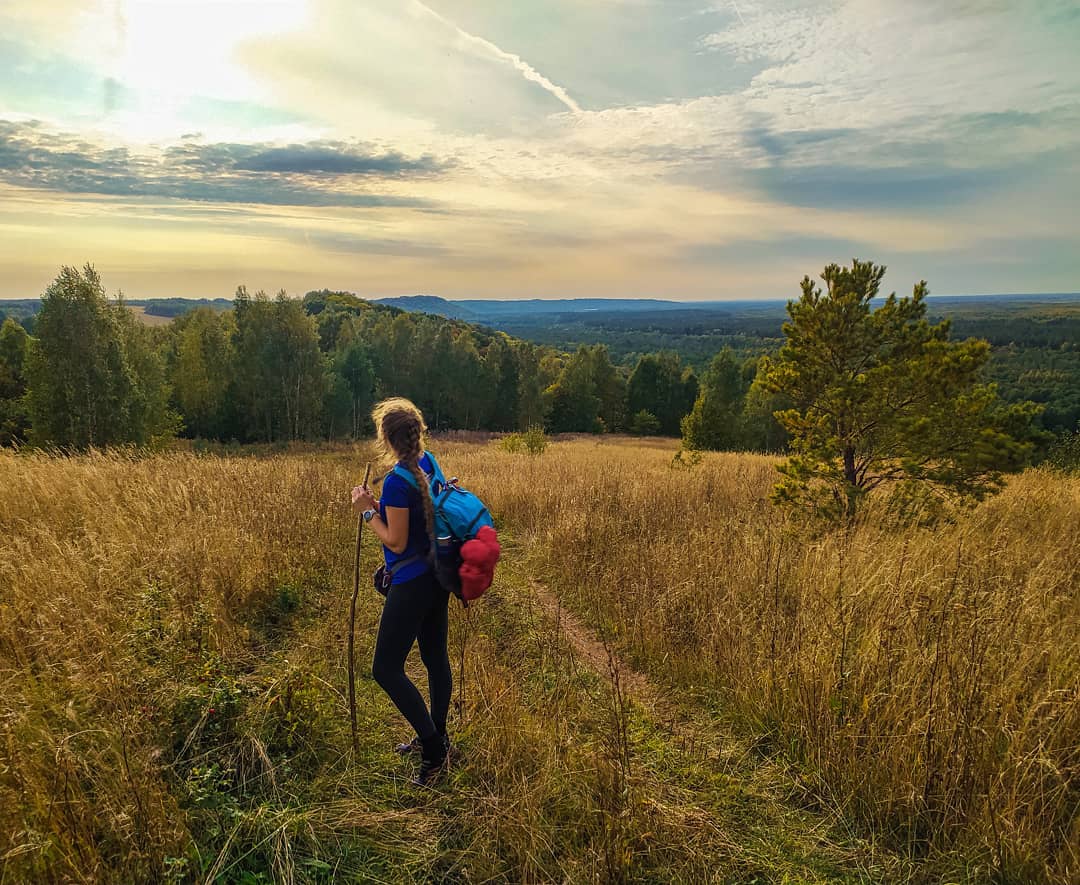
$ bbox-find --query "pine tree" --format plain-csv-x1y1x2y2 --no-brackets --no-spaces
337,341,376,438
590,345,626,433
760,260,1041,519
231,288,327,441
516,343,548,430
486,336,521,431
274,292,327,441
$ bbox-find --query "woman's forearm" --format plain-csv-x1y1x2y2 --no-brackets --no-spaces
367,512,390,544
368,511,408,554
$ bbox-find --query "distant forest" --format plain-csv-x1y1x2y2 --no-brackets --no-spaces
1,279,1077,453
482,298,1080,436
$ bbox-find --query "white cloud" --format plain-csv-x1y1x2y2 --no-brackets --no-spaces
408,0,581,113
704,0,1080,130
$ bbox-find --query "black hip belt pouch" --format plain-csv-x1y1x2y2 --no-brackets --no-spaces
373,564,391,597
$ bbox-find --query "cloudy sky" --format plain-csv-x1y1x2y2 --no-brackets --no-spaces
1,0,1078,300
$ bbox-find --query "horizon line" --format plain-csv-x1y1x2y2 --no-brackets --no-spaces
3,291,1079,304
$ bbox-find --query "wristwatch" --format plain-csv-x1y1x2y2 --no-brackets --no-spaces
363,509,376,523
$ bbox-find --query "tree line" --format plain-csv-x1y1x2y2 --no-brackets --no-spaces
0,265,784,450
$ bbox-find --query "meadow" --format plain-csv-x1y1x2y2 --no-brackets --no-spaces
0,438,1076,883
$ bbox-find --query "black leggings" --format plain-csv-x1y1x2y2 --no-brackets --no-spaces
372,570,452,740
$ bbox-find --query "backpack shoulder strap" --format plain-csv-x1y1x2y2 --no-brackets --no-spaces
390,456,443,492
423,451,446,485
391,464,419,489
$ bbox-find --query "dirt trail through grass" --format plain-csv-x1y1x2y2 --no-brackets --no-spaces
501,559,906,883
527,576,728,757
528,573,795,773
530,578,652,701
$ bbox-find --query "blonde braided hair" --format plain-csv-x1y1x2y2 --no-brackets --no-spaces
372,398,435,543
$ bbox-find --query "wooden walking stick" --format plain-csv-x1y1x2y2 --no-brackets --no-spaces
348,462,372,755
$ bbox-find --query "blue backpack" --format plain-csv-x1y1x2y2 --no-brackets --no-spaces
389,451,493,599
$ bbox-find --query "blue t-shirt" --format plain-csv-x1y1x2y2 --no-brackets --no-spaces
379,452,434,584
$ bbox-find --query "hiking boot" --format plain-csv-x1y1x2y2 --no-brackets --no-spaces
410,754,448,787
410,734,448,787
397,732,460,762
394,736,422,756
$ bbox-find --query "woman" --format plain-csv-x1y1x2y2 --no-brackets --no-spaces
351,397,452,786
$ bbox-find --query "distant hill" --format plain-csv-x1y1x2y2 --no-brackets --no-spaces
371,293,1079,324
0,297,233,321
457,298,709,320
372,296,725,323
138,298,233,318
372,295,480,321
0,299,41,325
7,292,1077,326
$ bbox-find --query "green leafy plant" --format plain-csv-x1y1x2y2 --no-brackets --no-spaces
499,432,524,454
500,425,548,456
522,424,549,456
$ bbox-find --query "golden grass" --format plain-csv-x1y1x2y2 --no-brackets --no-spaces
0,450,351,881
451,437,1080,882
0,439,1076,883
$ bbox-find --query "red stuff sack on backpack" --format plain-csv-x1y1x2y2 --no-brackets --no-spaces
458,525,501,603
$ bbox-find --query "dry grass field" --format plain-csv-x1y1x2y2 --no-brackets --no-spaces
0,438,1076,883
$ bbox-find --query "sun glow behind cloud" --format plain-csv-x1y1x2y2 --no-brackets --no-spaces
117,0,309,94
0,0,1077,299
94,0,314,141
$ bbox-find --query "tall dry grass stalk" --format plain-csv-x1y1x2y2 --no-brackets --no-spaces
449,438,1079,882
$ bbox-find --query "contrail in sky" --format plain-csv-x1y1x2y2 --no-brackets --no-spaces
410,0,582,114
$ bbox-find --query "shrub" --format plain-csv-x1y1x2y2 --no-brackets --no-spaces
522,425,549,456
500,426,548,456
629,410,661,436
499,433,524,454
